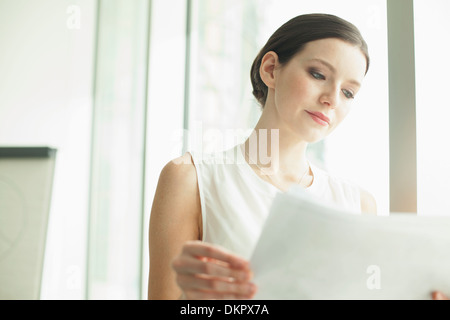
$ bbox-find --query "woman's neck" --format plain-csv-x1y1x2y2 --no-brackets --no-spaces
242,109,312,190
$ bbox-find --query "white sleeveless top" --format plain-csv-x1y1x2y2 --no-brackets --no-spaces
190,144,362,259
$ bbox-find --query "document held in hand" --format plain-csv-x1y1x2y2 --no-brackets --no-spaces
250,186,450,300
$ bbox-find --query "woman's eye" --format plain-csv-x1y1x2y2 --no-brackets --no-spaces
342,89,355,99
310,71,325,80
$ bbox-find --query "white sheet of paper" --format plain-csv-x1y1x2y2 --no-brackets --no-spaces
250,186,450,300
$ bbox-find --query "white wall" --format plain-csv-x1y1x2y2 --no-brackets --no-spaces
0,0,96,299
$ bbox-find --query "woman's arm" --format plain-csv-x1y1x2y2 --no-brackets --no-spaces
148,153,255,300
148,153,201,299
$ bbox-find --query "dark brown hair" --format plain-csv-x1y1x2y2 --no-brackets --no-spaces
250,13,370,107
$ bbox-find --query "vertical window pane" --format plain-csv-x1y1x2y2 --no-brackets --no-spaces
188,0,389,214
141,0,187,299
415,0,450,216
88,0,149,299
188,0,261,154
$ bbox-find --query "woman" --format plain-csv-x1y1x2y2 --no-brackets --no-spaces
148,13,447,300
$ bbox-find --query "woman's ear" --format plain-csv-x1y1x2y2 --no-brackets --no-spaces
259,51,279,89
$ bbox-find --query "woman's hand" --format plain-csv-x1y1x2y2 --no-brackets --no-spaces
432,291,449,300
172,241,257,300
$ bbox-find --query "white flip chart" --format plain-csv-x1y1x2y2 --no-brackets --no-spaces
0,147,56,299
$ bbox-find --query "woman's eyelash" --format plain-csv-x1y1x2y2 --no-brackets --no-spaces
342,89,355,99
310,70,325,80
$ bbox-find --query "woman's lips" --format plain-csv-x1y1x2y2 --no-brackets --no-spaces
306,111,330,126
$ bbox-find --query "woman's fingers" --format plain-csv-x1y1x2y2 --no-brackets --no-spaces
181,241,250,269
176,273,256,297
432,291,449,300
171,241,257,299
183,289,254,300
173,255,251,281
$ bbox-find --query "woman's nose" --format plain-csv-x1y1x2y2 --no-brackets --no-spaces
319,86,339,109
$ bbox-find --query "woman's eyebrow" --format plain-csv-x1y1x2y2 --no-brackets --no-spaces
308,58,361,88
309,58,336,73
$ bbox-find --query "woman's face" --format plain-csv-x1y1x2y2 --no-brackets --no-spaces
268,38,367,142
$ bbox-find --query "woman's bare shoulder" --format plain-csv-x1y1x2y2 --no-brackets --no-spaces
159,153,197,189
151,153,201,228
